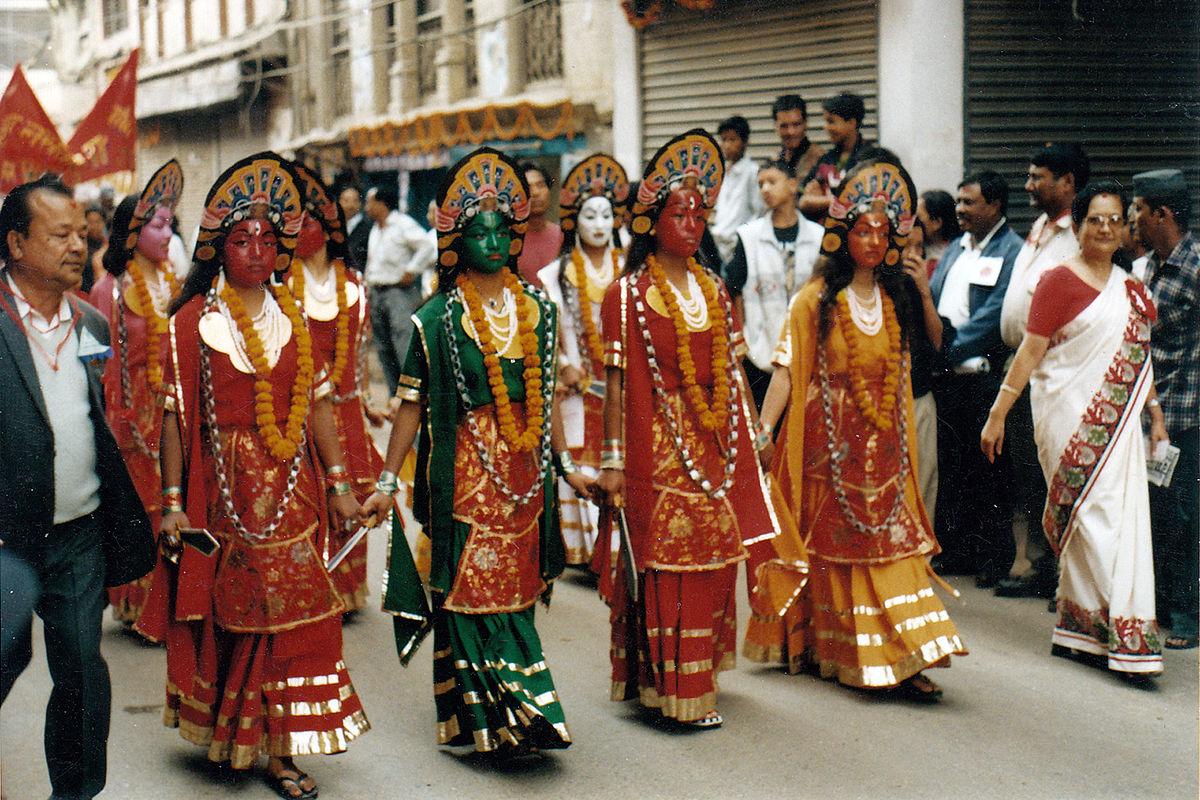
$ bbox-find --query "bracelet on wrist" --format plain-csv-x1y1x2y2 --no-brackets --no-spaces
600,453,625,471
999,383,1020,397
163,501,184,514
753,429,772,452
161,485,182,498
1147,397,1161,408
325,464,348,478
375,470,399,495
554,451,580,478
328,480,353,497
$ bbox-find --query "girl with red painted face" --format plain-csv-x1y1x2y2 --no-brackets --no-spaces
88,161,186,633
286,163,384,613
140,153,369,799
595,131,798,729
751,156,967,701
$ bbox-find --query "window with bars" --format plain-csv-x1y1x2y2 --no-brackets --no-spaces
415,0,441,99
521,0,561,83
102,0,128,37
330,0,352,117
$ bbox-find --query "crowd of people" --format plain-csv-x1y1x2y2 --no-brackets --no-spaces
0,87,1196,800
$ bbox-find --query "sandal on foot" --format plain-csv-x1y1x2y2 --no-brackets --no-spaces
896,674,943,702
1165,634,1198,650
681,711,723,729
266,770,318,800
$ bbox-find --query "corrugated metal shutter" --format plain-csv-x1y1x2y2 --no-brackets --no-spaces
965,0,1200,234
640,0,879,165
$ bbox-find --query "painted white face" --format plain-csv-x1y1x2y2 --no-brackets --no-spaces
577,196,614,249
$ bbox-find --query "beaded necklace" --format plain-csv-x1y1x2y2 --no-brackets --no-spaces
217,279,314,461
629,267,740,497
292,257,352,391
443,280,556,504
455,270,545,452
567,247,617,374
836,288,902,430
200,290,305,542
645,254,730,432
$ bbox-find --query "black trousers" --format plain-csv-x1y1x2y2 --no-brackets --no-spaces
932,371,1015,580
1007,387,1053,577
1150,428,1199,638
1,511,110,800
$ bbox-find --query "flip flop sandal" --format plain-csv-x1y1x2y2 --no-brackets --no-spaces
1165,634,1198,649
896,674,943,702
681,711,723,728
267,771,318,800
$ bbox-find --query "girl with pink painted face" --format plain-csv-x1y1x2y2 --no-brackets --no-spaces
89,160,186,631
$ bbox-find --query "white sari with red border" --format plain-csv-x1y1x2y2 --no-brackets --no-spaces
1031,268,1162,674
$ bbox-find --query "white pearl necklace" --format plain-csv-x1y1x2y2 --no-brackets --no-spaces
221,289,288,368
846,283,882,336
302,263,337,304
667,270,708,330
466,286,518,357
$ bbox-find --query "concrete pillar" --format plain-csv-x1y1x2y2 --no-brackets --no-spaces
609,9,640,178
877,0,964,195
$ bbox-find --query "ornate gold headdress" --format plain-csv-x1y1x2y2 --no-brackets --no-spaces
291,162,348,261
629,129,724,236
434,147,530,269
820,156,916,266
558,153,631,233
125,159,183,251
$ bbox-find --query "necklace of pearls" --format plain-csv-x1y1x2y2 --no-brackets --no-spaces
846,282,882,336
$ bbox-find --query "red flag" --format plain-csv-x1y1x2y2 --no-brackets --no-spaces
67,49,139,184
0,65,73,193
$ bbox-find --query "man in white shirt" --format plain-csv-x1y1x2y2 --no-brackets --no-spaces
929,170,1023,588
996,143,1088,600
710,115,766,265
364,182,435,394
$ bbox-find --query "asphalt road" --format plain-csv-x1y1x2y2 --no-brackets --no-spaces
2,523,1197,800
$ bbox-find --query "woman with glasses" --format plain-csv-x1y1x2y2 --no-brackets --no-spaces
982,181,1167,678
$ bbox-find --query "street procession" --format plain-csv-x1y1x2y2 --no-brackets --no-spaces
0,1,1197,798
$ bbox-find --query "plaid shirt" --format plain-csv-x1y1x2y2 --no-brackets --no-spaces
1146,232,1200,434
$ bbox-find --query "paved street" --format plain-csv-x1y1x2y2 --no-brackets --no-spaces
3,524,1197,800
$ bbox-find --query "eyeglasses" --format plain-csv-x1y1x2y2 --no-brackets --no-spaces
1085,214,1125,228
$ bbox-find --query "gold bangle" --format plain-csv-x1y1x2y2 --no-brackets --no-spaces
999,383,1020,397
328,480,353,496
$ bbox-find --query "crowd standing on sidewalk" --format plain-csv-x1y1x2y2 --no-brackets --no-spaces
0,82,1196,800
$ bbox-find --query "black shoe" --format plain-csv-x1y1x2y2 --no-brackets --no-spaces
994,572,1056,599
975,572,1002,589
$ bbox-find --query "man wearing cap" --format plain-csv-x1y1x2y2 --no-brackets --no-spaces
995,143,1089,600
1132,168,1199,650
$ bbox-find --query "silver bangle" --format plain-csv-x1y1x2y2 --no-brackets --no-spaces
1147,398,1161,408
554,451,579,478
375,470,399,495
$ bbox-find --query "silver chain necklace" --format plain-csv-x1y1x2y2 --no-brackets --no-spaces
817,337,909,536
442,286,556,505
200,288,305,543
629,269,740,498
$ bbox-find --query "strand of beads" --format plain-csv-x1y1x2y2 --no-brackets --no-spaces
568,249,608,374
294,257,352,390
837,288,902,430
200,289,305,543
443,285,556,505
645,254,730,432
456,270,545,451
219,279,314,461
818,337,910,536
629,269,740,498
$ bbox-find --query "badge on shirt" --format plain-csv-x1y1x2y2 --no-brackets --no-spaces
971,256,1004,287
76,326,112,367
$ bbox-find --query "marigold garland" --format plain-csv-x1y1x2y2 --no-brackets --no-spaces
126,260,178,390
219,281,315,461
569,247,618,374
292,257,352,389
645,254,730,432
456,269,545,451
836,287,902,430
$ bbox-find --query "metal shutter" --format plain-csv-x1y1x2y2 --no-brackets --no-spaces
639,0,879,165
965,0,1200,234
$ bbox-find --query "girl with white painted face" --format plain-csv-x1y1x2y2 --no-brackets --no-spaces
537,154,631,568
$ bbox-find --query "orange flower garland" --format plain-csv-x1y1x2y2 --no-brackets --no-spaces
569,248,618,373
292,257,352,388
456,269,546,451
836,287,902,430
645,254,730,432
126,261,178,390
219,281,315,461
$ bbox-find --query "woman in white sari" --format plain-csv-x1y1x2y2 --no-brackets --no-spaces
982,182,1167,677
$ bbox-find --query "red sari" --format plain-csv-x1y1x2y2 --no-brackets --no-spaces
137,293,369,767
91,270,180,625
597,269,780,721
296,263,382,609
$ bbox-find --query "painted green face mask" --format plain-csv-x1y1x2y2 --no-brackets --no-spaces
460,210,512,275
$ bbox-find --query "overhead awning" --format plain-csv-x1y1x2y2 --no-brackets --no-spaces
348,99,584,159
